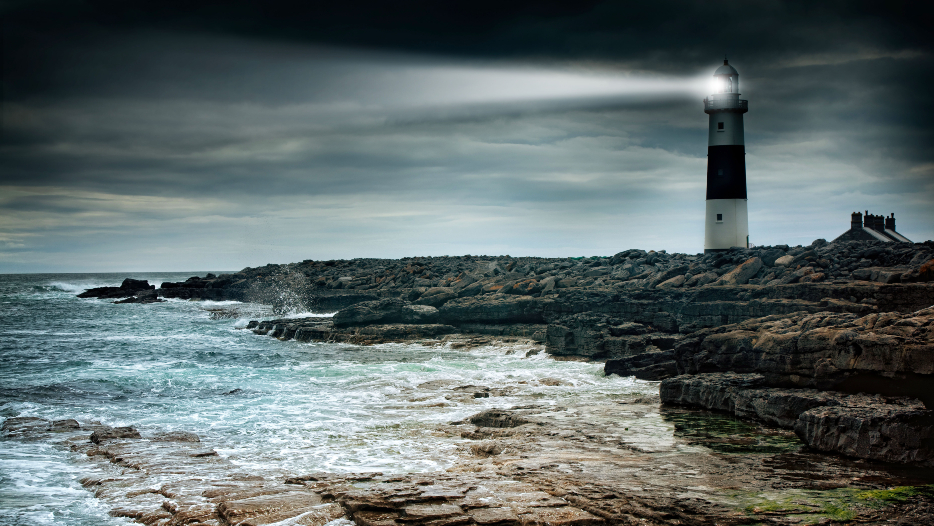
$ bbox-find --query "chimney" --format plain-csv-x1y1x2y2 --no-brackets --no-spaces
874,215,885,231
885,213,895,231
864,212,874,229
851,211,862,230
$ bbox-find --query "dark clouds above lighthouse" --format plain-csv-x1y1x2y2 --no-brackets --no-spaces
1,1,932,271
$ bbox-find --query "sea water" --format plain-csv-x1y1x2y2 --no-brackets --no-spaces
0,273,654,525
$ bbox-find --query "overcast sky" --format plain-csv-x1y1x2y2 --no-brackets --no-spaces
2,1,932,272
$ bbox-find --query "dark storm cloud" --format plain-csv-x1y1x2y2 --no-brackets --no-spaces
5,0,932,69
1,1,932,271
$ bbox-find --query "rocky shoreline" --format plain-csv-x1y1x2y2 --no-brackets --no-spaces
6,381,934,526
70,238,934,523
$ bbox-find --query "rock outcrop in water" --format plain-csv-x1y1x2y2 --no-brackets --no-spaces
78,278,158,301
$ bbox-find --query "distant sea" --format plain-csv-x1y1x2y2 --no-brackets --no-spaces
0,273,650,525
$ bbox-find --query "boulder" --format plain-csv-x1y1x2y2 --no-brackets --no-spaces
656,275,686,289
584,268,609,278
798,272,825,283
540,276,557,292
120,278,155,291
778,266,814,284
685,271,718,287
773,255,794,267
457,282,483,298
452,276,477,290
90,426,142,444
604,350,679,380
648,265,689,289
402,305,442,324
468,409,530,428
712,257,762,286
760,248,786,267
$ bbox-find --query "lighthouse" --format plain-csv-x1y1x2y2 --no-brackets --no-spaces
704,59,749,253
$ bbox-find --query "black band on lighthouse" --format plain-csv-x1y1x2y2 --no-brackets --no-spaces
706,145,747,200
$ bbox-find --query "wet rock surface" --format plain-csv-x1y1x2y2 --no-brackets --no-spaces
114,289,165,303
616,305,934,406
6,390,934,526
77,278,157,300
660,372,934,466
603,304,934,466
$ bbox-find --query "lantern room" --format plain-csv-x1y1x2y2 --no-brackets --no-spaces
712,58,739,94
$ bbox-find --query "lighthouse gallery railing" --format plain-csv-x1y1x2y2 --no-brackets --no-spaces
704,98,748,112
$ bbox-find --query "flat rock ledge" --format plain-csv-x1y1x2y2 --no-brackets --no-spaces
660,372,934,466
246,318,547,348
608,305,934,408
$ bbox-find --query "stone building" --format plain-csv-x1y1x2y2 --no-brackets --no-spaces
833,211,912,243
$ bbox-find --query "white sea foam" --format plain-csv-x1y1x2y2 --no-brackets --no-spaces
48,281,95,294
280,311,337,318
199,300,245,307
0,441,124,525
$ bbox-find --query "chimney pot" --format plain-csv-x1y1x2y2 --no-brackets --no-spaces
851,211,862,230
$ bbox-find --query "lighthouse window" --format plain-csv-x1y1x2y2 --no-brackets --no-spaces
717,122,724,130
716,213,723,222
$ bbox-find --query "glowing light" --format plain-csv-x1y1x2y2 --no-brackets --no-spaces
370,65,705,107
709,77,722,94
286,47,712,107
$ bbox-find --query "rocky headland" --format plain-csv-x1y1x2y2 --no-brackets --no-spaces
69,238,934,523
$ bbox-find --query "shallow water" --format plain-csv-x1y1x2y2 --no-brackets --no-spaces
0,273,656,525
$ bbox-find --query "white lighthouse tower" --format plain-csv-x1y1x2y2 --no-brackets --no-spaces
704,59,749,253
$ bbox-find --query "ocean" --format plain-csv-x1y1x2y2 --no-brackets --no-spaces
0,273,654,525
